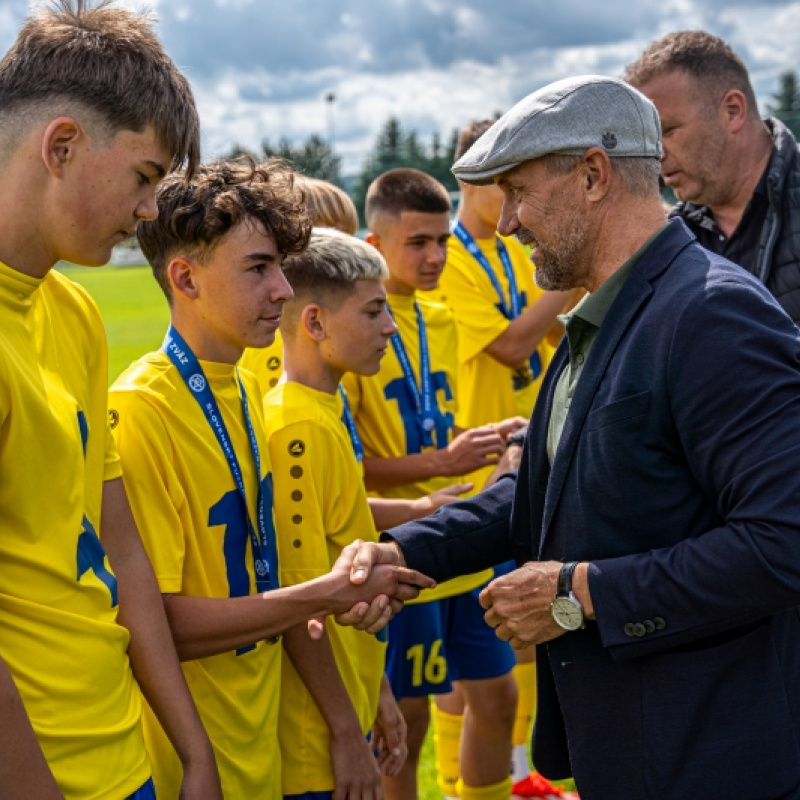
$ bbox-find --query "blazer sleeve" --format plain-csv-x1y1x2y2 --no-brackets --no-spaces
383,471,518,580
590,276,800,661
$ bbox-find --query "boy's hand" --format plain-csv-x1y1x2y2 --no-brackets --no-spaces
495,416,528,441
331,728,383,800
413,482,473,516
372,677,407,777
178,751,223,800
433,425,505,476
315,541,434,635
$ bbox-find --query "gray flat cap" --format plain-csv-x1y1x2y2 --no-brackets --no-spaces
452,75,662,185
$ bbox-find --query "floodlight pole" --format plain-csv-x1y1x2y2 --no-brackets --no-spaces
325,92,336,153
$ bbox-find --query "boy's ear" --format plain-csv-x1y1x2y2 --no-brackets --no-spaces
41,117,83,178
300,303,327,342
168,256,200,300
365,232,382,252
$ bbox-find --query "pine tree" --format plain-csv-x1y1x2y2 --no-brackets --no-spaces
220,135,341,184
352,118,460,225
767,71,800,138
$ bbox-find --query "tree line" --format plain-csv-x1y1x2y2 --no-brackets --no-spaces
226,70,800,224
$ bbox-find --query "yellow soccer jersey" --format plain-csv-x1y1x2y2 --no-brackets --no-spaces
441,232,554,427
340,292,491,602
264,381,386,794
0,262,148,800
438,233,556,491
110,351,281,800
240,331,284,397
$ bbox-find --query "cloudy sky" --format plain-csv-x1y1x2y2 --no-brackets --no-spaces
1,0,799,173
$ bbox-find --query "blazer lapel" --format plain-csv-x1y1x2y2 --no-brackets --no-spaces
540,220,695,539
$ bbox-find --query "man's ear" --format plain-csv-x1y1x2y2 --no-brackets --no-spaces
719,89,748,134
579,147,613,202
41,117,83,178
168,256,200,301
365,232,382,253
300,303,327,342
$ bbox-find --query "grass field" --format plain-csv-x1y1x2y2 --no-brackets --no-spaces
63,262,578,800
60,263,169,383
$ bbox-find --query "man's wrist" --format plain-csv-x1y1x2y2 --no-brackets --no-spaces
506,429,527,448
388,540,407,569
572,562,595,620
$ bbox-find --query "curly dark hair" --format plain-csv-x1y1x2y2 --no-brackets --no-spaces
138,157,312,302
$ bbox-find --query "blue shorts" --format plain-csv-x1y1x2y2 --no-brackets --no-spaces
285,792,333,800
386,584,515,701
126,778,156,800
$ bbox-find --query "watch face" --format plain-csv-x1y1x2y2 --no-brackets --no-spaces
551,597,583,631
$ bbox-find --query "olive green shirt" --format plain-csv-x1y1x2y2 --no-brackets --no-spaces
546,230,664,465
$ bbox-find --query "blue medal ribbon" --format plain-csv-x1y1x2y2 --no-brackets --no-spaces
162,325,278,593
452,221,541,382
338,385,364,463
386,301,438,448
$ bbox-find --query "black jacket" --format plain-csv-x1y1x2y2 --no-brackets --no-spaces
388,221,800,799
671,117,800,323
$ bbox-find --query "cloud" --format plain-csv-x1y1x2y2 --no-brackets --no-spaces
1,0,798,173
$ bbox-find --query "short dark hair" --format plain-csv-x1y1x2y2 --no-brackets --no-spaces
455,120,495,162
138,158,311,302
0,0,200,174
365,168,451,230
624,31,759,119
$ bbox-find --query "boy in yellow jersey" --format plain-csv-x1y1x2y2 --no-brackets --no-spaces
441,119,572,490
240,177,361,395
342,169,523,800
111,161,431,799
265,229,404,800
0,3,223,798
434,121,577,800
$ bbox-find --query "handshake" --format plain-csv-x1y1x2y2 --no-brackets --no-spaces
311,540,428,638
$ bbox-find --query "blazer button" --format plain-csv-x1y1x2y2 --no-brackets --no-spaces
654,617,666,630
633,623,647,637
624,623,636,637
644,619,655,633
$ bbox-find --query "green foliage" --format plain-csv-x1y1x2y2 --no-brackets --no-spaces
225,134,342,184
59,264,169,384
352,117,459,225
766,70,800,139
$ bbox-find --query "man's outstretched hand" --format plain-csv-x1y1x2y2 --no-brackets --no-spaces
307,540,433,638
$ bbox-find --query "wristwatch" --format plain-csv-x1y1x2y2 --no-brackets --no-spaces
506,429,527,448
550,562,585,631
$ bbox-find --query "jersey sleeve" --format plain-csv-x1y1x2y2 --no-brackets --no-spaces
109,389,187,593
269,419,336,587
0,355,9,429
440,248,511,364
103,415,123,482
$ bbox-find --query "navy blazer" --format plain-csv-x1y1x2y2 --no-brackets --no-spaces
389,220,800,800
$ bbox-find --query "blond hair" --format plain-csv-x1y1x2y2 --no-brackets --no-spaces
296,177,359,235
